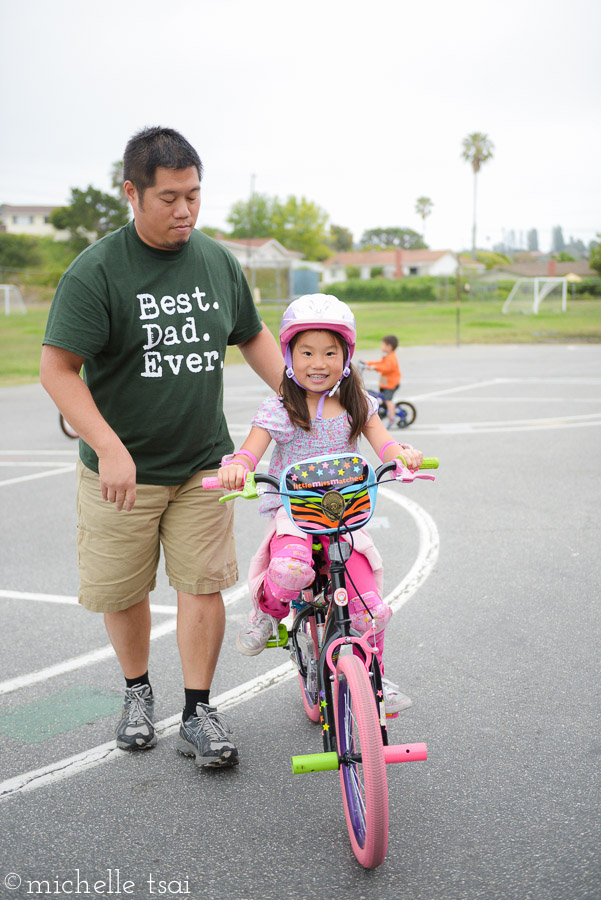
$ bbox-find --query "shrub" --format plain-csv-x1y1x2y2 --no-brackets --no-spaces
0,234,43,269
327,276,438,303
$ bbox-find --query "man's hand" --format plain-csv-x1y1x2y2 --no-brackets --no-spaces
98,444,137,511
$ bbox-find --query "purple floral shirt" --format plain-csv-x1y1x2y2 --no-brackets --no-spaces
252,393,379,516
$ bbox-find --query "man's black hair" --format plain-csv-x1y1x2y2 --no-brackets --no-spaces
123,126,203,195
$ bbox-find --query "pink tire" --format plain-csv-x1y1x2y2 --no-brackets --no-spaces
294,609,320,722
334,654,388,868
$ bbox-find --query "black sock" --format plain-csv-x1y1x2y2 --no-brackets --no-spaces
125,671,151,693
184,688,210,720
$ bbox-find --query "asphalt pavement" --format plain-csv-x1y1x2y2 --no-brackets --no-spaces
0,344,600,900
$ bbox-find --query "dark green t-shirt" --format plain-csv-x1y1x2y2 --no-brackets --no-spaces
44,222,263,484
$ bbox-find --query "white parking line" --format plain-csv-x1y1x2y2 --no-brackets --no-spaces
407,412,601,435
0,450,78,456
0,584,249,697
0,461,77,467
0,465,75,487
0,493,439,801
0,589,177,613
0,663,297,801
410,377,503,401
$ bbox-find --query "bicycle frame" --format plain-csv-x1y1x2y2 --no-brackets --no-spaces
290,536,389,751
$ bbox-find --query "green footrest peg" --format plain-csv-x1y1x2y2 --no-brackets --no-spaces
291,752,340,774
265,622,289,648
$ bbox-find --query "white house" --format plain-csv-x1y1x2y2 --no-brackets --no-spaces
0,205,69,240
214,235,323,296
321,248,459,284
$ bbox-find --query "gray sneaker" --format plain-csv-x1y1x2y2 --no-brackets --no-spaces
177,703,239,768
116,684,157,750
236,610,280,656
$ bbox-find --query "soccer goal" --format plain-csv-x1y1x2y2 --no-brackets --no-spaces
1,284,26,315
502,277,567,314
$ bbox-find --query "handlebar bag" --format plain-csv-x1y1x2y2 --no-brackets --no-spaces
280,453,377,535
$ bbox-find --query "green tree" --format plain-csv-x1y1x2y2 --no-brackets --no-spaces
359,227,427,250
589,234,601,275
461,131,494,259
415,196,433,242
50,186,129,243
227,192,277,238
272,195,331,260
110,160,127,206
329,224,354,252
227,193,331,260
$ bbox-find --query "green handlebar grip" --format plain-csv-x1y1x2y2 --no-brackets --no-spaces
218,472,259,503
291,752,340,774
420,457,439,469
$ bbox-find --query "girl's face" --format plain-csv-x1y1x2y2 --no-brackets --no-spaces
291,330,345,393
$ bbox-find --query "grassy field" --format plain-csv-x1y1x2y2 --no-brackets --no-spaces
1,299,600,386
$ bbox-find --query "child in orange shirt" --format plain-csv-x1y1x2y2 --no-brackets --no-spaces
362,335,401,428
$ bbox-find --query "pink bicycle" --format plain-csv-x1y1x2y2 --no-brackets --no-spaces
204,450,438,868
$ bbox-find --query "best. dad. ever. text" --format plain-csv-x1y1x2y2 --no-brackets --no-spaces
137,289,221,378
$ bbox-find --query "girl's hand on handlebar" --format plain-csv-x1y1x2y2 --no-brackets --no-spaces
218,464,248,491
395,445,423,472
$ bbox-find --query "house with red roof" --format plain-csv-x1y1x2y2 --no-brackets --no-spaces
322,248,459,284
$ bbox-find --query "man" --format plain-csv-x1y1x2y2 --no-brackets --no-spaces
40,126,283,768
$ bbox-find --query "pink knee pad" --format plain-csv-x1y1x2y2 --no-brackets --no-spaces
266,544,315,594
349,592,392,635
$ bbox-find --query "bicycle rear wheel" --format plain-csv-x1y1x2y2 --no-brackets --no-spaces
396,401,416,428
334,654,388,868
294,608,320,722
59,414,78,439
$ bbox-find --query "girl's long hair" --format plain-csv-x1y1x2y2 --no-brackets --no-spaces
280,331,368,444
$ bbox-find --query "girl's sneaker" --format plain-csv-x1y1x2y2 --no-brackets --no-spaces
382,678,412,715
236,610,280,656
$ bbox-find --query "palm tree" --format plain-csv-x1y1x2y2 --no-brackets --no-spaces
415,196,433,243
461,132,494,259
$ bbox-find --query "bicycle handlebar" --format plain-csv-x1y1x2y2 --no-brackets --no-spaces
202,458,439,497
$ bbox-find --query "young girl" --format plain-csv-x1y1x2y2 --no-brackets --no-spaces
217,294,423,714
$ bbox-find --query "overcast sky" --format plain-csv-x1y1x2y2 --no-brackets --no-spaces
1,0,599,254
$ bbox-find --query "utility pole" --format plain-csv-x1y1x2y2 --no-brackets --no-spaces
248,173,256,294
455,254,462,347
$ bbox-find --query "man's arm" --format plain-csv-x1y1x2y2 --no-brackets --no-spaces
237,323,284,393
40,345,137,511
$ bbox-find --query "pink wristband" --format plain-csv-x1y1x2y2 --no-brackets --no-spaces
379,440,398,462
236,449,258,469
221,454,250,472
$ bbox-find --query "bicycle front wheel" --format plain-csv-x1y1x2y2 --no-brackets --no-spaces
396,401,417,428
334,654,388,868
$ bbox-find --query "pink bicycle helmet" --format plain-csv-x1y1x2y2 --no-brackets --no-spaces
279,293,357,419
280,293,356,376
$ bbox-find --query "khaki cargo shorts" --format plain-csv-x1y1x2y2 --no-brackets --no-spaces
76,460,238,613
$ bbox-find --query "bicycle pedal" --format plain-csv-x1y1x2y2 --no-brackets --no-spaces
265,622,289,648
385,711,400,720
